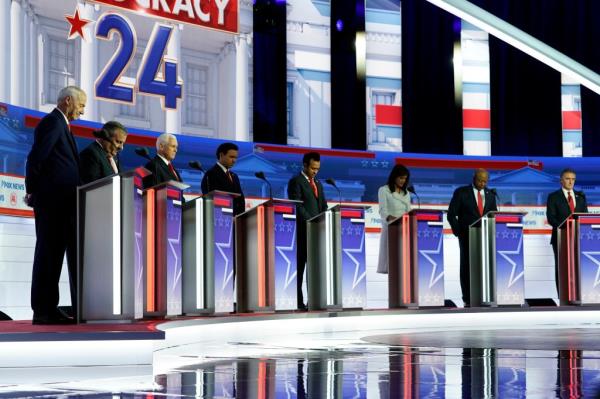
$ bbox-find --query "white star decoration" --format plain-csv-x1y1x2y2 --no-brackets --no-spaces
342,226,367,290
275,221,297,290
418,229,444,289
581,250,600,289
215,214,235,291
167,213,182,295
497,232,524,288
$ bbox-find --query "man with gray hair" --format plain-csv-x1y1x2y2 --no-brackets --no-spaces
25,85,86,324
79,120,128,184
143,133,182,188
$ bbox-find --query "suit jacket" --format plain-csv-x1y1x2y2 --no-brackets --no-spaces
447,185,498,237
200,164,246,216
26,108,80,208
79,141,119,184
546,189,588,245
143,155,182,189
287,173,328,228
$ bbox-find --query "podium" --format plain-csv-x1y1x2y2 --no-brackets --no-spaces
557,213,600,306
236,198,301,312
77,167,150,322
182,190,238,314
469,211,527,307
388,209,445,308
306,204,369,310
143,180,189,317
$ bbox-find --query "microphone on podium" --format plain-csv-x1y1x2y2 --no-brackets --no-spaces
325,178,341,207
255,171,273,200
407,185,420,209
189,161,206,193
489,188,501,204
134,147,151,161
188,160,204,172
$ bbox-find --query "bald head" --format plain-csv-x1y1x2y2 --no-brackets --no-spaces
472,168,489,191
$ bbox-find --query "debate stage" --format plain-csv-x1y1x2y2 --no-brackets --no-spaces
2,306,600,397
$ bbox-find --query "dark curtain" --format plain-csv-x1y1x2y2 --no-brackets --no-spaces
401,0,463,154
471,0,600,156
331,0,367,150
253,0,287,144
470,0,563,156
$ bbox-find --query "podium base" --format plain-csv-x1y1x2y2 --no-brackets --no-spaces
525,298,557,307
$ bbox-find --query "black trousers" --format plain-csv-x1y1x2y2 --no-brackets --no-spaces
458,233,470,304
296,226,307,307
552,241,559,295
31,204,77,317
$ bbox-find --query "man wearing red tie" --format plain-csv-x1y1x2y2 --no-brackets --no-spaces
447,168,498,307
25,85,86,324
287,152,328,310
200,142,246,216
546,168,588,295
143,133,182,188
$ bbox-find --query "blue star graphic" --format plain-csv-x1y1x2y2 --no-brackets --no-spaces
275,224,298,293
581,250,600,289
342,226,367,290
497,233,524,288
419,229,444,290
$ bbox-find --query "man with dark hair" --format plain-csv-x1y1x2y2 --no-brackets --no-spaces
447,168,498,307
143,133,182,188
201,142,246,215
287,151,328,310
25,85,86,324
79,121,128,184
546,168,588,294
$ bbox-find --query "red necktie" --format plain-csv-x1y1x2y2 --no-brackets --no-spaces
568,191,575,213
168,163,178,181
477,190,484,216
309,177,318,198
226,170,233,183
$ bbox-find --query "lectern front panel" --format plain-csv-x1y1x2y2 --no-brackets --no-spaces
165,188,183,316
340,208,366,308
274,204,297,310
415,213,445,306
213,194,235,313
578,216,600,304
132,175,145,319
494,215,525,305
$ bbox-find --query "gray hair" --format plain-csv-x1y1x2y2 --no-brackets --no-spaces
57,86,85,103
156,132,177,150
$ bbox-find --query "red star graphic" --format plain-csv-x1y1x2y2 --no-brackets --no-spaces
65,8,92,41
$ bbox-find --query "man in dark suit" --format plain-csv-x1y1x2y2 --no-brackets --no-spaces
25,86,86,324
143,133,182,188
546,168,588,294
201,142,246,216
79,121,128,184
287,152,328,310
447,168,498,307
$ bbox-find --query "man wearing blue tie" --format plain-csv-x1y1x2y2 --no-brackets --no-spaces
447,168,498,307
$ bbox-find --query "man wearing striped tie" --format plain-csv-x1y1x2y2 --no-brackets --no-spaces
447,168,498,307
546,168,588,295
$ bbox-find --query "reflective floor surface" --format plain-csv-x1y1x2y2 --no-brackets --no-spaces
4,335,600,397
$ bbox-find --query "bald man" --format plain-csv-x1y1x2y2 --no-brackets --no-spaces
447,169,498,307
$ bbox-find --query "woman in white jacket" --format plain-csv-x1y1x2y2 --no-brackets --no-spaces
377,164,412,273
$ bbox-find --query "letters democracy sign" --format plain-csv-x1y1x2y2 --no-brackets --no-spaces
87,0,239,34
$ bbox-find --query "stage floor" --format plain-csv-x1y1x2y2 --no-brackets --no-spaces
2,307,600,397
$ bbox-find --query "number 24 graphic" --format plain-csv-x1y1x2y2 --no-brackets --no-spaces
95,13,182,110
